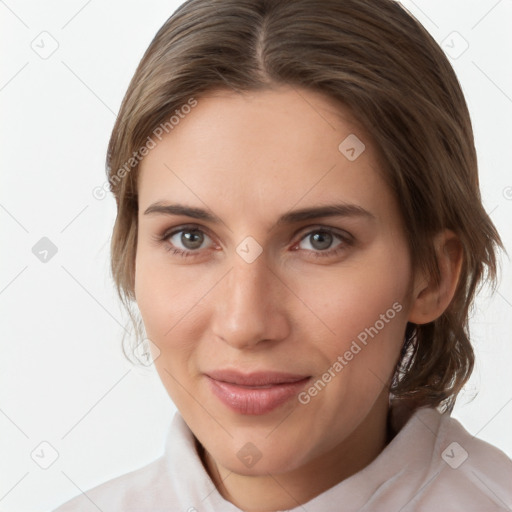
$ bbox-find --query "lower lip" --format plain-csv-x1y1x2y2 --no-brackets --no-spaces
206,376,310,415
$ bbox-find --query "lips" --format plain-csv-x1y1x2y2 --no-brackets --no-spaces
205,370,310,415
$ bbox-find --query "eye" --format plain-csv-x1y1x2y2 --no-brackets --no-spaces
295,228,352,258
169,228,210,250
300,230,337,251
157,225,216,257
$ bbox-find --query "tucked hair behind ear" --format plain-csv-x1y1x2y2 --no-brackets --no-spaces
106,0,502,411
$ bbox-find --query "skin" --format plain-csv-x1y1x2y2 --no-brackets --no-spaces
134,85,461,511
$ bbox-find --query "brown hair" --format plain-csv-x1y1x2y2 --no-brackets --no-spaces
106,0,502,411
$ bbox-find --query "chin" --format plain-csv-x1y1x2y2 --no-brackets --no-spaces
206,424,320,475
217,445,310,476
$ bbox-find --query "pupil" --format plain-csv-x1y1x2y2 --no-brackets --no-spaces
181,230,203,249
311,231,332,250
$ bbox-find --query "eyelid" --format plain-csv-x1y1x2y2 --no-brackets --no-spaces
162,223,214,241
154,223,218,252
155,223,354,257
294,224,354,244
160,223,351,240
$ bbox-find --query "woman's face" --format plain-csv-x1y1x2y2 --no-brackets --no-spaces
135,85,415,477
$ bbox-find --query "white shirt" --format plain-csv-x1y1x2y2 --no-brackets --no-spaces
53,407,512,511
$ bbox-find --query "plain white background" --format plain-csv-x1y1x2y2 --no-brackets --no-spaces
0,1,511,511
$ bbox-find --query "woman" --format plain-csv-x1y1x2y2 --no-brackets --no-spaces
54,0,512,510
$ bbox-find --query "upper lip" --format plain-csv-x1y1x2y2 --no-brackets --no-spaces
206,369,310,386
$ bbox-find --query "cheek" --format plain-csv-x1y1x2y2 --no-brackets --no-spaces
134,256,177,340
134,249,210,409
135,246,204,338
295,241,411,375
134,246,227,378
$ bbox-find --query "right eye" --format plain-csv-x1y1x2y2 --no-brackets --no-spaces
158,225,217,258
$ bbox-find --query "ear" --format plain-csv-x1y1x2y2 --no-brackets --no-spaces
408,230,463,325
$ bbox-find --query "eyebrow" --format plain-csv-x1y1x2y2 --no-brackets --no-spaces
143,201,375,225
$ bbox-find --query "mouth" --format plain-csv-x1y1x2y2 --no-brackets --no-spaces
205,369,311,415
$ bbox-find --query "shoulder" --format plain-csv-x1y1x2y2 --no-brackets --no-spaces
437,411,512,479
52,455,175,512
411,408,512,511
52,412,210,512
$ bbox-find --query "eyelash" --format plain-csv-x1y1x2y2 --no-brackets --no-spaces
293,229,353,259
154,224,353,260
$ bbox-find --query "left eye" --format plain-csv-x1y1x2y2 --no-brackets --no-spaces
168,229,213,251
298,230,345,251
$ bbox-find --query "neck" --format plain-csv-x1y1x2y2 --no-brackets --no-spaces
202,392,391,512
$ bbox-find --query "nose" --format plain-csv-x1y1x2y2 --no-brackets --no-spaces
211,254,291,350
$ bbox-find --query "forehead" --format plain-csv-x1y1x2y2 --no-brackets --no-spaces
137,86,397,231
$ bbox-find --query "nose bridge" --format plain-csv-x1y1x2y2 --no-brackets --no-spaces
231,256,270,309
212,253,289,348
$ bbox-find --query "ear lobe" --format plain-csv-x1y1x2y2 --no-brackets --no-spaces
408,230,463,325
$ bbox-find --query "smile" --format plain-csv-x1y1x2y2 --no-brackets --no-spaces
205,370,311,415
